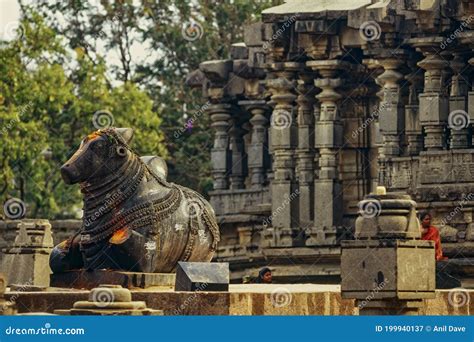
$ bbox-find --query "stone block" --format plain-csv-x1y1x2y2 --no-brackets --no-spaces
315,121,343,148
1,220,53,287
199,60,233,83
244,23,264,47
341,240,436,300
419,94,449,124
175,262,229,292
230,43,249,59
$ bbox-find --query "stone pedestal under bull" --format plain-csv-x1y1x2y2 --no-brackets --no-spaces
50,128,220,274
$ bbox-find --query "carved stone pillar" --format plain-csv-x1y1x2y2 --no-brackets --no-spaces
228,112,247,189
404,56,424,155
240,101,270,188
265,61,301,247
306,60,347,245
376,58,406,158
449,51,470,149
410,37,449,151
208,104,232,190
296,70,317,229
200,60,234,190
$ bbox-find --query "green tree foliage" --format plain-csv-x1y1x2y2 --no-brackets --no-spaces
0,12,167,218
29,0,281,195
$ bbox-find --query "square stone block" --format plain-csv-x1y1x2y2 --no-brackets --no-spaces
419,94,449,124
341,240,435,300
315,121,343,148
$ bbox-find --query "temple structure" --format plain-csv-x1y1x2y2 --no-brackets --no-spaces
188,0,474,282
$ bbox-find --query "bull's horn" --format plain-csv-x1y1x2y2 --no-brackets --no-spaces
115,127,134,144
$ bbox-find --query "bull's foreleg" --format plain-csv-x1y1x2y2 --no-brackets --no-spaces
49,232,84,273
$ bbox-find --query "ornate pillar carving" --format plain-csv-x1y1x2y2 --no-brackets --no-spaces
376,57,406,158
296,70,317,228
265,61,301,247
240,100,270,188
449,50,470,149
410,37,449,151
228,111,247,189
200,60,234,190
237,62,270,189
306,59,347,245
208,104,232,190
404,56,424,155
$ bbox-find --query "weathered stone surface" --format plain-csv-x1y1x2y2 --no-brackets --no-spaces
55,285,163,316
4,285,474,315
50,270,175,289
1,219,53,287
175,262,229,292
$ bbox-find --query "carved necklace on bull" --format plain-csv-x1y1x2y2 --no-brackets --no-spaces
78,128,181,246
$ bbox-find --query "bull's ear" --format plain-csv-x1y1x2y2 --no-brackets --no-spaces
115,128,134,144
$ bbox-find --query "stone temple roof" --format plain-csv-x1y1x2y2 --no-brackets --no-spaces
262,0,373,15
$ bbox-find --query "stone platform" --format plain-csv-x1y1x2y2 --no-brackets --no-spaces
5,284,474,315
50,270,175,289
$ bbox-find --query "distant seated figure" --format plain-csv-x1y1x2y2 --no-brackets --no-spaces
419,211,446,261
255,267,272,284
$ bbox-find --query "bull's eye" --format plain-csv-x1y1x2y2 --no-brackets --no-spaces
116,146,127,157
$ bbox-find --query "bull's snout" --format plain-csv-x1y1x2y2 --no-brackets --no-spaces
60,163,78,185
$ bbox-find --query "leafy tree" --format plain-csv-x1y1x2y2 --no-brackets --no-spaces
28,0,281,195
0,12,167,218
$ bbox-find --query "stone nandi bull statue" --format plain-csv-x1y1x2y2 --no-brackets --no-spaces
50,127,220,273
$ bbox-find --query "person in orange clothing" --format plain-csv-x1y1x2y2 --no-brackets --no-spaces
419,211,446,261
